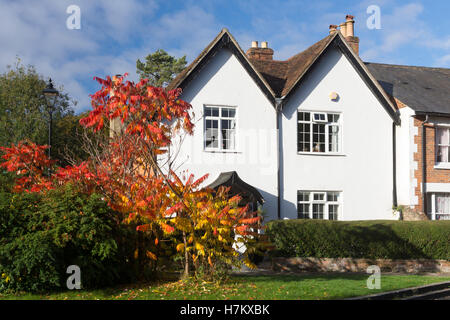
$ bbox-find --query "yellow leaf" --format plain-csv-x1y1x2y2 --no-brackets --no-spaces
146,251,157,260
195,242,205,256
176,243,184,252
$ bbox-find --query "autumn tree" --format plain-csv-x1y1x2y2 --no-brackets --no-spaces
1,74,263,280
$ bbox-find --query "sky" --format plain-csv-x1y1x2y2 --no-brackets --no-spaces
0,0,449,113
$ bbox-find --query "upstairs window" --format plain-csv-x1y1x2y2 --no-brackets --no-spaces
298,111,341,154
436,127,450,163
204,106,236,151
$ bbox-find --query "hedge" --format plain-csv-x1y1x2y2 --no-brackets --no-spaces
266,219,450,260
0,186,143,293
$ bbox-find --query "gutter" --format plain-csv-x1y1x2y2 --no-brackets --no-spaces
422,115,430,215
275,98,283,219
392,122,398,208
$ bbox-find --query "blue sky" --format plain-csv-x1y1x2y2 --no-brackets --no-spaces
0,0,448,113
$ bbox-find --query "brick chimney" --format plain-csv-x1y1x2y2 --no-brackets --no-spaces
246,41,274,60
342,15,359,54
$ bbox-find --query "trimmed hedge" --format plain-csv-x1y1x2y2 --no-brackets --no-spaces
266,219,450,260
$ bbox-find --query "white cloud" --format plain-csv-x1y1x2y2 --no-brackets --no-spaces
359,2,449,63
0,0,446,114
0,0,158,112
435,54,450,68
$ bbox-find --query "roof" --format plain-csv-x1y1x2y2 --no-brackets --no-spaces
365,62,450,115
250,34,335,97
168,29,399,123
206,171,264,204
167,28,277,105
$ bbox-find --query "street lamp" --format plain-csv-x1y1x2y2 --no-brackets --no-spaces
42,78,59,158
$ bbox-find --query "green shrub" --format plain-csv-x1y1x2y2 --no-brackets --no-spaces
266,219,450,260
0,186,142,292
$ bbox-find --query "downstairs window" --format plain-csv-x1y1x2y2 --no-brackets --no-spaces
297,191,341,220
427,193,450,220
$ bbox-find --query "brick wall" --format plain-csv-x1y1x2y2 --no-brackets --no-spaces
412,116,450,213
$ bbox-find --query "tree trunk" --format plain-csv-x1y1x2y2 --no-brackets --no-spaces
183,231,189,278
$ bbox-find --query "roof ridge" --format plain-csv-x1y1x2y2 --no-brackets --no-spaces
365,61,450,71
285,34,334,63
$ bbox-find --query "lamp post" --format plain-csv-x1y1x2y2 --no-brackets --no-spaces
42,78,59,159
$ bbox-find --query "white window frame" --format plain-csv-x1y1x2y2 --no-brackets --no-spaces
427,192,450,220
435,126,450,166
297,110,342,154
203,105,237,152
312,112,327,123
297,191,341,220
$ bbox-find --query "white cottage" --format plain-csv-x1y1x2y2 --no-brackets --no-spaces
167,15,448,221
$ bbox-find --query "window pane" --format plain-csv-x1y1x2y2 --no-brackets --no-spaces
328,125,339,152
436,193,450,214
437,146,449,163
313,193,324,201
221,119,236,150
298,191,309,202
205,119,218,148
437,128,450,145
437,128,450,163
313,113,326,121
312,204,324,219
205,128,218,148
298,111,310,122
298,123,311,152
297,204,310,219
327,192,339,202
328,204,338,220
328,114,340,123
205,107,219,117
313,124,325,152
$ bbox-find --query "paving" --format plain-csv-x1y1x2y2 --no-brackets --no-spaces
346,281,450,300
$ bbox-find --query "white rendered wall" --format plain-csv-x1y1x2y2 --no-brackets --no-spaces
173,48,279,221
281,47,396,220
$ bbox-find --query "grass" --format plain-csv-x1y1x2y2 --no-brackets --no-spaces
1,273,449,300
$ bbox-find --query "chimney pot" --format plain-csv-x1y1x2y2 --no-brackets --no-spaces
261,41,268,48
343,15,358,54
329,24,338,34
251,41,258,48
345,14,355,37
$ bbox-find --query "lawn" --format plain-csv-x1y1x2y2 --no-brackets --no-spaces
1,273,449,300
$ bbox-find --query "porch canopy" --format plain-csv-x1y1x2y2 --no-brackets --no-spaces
205,171,264,205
